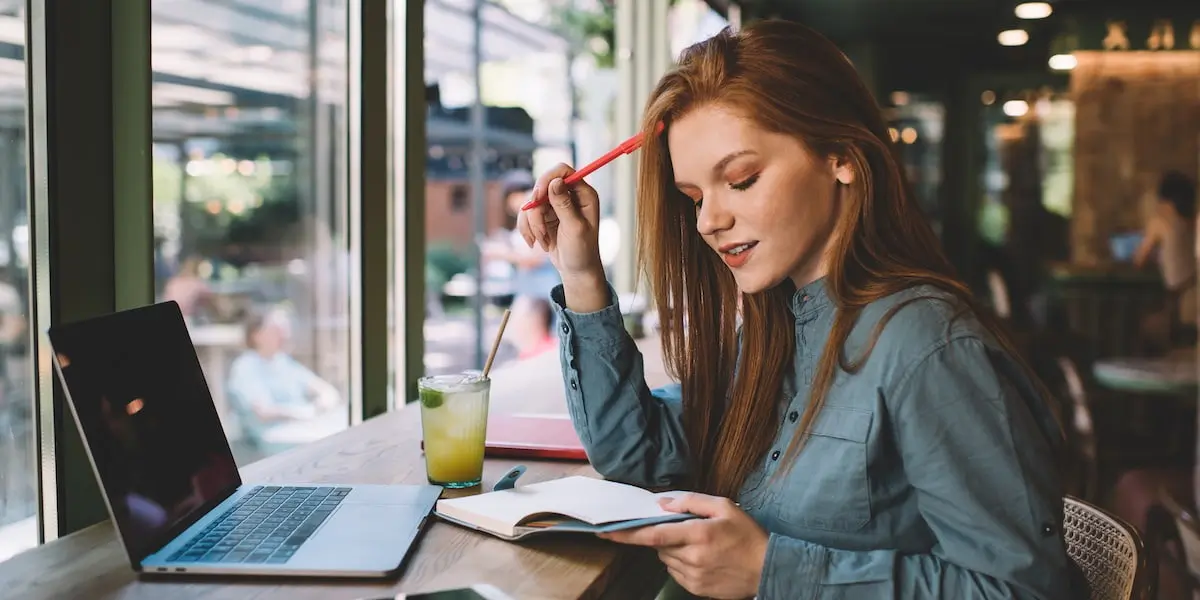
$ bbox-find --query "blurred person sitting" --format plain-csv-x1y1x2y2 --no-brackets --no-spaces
226,307,342,449
162,256,214,321
1134,171,1197,349
510,297,556,360
483,170,562,302
483,171,562,359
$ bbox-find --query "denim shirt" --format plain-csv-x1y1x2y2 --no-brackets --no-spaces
550,278,1075,599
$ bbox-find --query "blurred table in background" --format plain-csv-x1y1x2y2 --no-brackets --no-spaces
1093,349,1198,396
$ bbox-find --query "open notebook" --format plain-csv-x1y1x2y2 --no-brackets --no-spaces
435,476,695,540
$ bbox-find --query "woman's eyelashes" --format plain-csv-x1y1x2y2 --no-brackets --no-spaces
729,172,760,191
680,173,757,210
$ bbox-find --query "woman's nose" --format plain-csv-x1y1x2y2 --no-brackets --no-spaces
696,196,733,236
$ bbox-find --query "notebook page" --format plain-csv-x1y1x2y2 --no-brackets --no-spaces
439,476,678,527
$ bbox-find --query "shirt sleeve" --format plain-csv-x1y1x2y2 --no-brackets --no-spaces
757,336,1078,599
550,284,691,488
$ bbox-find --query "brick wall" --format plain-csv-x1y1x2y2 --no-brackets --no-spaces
425,179,511,251
1070,51,1200,265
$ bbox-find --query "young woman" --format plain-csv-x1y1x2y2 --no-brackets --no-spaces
519,20,1077,600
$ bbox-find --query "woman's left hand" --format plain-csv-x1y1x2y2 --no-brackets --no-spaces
598,493,768,599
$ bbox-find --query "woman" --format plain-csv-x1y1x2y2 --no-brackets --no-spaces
1134,170,1197,348
519,21,1076,600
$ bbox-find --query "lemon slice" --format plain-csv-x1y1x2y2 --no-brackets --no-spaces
420,388,444,409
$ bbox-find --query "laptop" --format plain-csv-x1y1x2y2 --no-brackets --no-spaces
47,301,442,578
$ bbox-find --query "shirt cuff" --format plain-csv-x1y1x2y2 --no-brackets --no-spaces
549,283,627,351
757,533,827,600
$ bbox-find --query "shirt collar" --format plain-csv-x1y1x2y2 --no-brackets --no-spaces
790,277,831,320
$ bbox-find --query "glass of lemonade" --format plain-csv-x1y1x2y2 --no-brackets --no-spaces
418,371,490,488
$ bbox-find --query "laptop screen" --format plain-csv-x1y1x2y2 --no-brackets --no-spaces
48,301,241,564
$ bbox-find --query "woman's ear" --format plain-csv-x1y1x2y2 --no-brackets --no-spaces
833,158,855,185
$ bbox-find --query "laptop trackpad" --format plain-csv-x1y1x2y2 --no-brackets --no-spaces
319,504,422,542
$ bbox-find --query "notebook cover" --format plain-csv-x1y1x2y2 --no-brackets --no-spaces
484,414,588,461
418,413,588,461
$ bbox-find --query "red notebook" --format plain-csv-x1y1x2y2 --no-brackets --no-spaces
419,413,589,462
484,413,588,461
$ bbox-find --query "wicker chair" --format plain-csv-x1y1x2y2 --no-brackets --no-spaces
1063,495,1156,600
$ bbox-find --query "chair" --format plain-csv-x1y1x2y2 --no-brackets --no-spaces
1144,487,1200,599
1057,356,1099,502
1063,495,1157,600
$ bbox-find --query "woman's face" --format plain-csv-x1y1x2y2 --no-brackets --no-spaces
668,104,851,294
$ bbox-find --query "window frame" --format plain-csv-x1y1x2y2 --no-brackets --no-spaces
20,0,424,544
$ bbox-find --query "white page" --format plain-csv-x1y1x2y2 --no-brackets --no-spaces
440,476,682,527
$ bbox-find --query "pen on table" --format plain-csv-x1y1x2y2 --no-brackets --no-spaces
520,121,665,211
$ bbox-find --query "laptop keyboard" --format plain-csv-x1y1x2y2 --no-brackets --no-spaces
168,485,351,564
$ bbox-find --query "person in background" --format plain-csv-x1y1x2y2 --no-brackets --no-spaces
1134,171,1197,347
226,307,341,446
484,170,562,359
510,298,555,360
520,20,1077,599
162,256,213,321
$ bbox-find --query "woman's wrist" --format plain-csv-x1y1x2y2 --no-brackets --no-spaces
561,269,610,314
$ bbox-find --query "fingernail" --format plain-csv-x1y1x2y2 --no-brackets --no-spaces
550,178,563,195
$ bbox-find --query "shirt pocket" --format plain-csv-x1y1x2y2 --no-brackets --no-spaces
775,405,874,532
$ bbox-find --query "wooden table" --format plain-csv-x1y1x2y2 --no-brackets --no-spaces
0,337,674,599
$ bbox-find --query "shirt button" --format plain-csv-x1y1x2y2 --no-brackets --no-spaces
771,450,780,461
561,323,570,335
1041,522,1056,536
570,380,578,390
788,411,799,423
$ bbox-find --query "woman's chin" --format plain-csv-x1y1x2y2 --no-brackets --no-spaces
732,270,783,295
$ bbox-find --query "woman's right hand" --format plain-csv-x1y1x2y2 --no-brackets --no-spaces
519,163,611,313
519,163,605,283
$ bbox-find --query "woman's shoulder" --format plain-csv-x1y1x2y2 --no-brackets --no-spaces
847,284,995,365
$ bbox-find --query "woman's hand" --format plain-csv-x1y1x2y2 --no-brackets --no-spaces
519,164,604,281
598,493,769,600
519,163,609,312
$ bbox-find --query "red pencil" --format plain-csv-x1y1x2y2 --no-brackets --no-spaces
521,121,665,211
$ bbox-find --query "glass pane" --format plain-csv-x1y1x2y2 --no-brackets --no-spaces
420,0,584,381
0,2,34,563
151,0,352,464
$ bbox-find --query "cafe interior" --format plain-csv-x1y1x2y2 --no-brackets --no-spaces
0,0,1198,598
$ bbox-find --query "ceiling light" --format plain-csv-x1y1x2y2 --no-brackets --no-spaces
1003,100,1029,117
1014,2,1053,20
1048,54,1077,71
998,29,1030,46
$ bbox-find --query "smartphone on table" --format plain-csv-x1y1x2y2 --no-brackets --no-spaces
359,584,515,600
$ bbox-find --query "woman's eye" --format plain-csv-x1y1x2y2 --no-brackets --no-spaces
729,173,760,191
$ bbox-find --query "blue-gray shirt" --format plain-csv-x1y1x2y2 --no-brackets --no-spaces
550,278,1076,599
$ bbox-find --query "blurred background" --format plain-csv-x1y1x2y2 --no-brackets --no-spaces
0,1,1198,596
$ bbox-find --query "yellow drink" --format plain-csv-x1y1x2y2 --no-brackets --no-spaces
419,373,490,488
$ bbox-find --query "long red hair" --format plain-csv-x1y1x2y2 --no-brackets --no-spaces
635,20,1048,497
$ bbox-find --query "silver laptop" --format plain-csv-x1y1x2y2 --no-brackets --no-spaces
47,301,441,578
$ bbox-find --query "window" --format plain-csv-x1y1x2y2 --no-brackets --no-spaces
151,0,353,464
0,3,33,564
420,0,580,378
450,185,469,213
